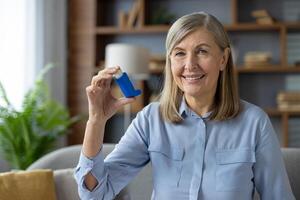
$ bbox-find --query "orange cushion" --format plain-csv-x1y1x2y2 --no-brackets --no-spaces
0,169,57,200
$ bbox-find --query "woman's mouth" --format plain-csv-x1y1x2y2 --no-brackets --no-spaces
182,74,205,81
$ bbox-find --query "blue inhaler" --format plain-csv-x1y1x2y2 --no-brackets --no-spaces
114,69,142,98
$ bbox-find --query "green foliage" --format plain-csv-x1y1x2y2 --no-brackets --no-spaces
151,7,176,25
0,64,79,169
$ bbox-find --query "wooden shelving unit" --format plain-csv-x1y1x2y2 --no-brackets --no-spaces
68,0,300,146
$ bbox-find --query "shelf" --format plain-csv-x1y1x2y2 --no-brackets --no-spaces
284,22,300,29
225,23,282,31
265,108,300,117
236,66,300,73
95,25,170,35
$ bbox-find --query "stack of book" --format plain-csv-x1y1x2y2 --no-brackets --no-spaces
244,51,272,68
277,91,300,111
251,9,275,25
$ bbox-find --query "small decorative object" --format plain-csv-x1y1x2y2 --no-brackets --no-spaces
118,11,128,28
119,0,145,28
151,6,176,25
243,51,272,68
0,64,79,169
105,43,149,79
251,9,275,25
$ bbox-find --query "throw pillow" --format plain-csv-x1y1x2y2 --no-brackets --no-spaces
0,169,57,200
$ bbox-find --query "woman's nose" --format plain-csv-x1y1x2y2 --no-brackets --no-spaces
184,53,198,71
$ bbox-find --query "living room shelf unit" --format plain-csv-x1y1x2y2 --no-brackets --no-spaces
68,0,300,146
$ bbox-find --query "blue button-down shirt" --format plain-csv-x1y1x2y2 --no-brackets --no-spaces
75,100,295,200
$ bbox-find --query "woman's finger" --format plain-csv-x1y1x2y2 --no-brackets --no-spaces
91,66,120,86
91,73,113,87
97,66,120,76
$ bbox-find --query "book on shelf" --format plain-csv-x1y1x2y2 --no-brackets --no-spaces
256,17,275,25
277,91,300,111
243,51,272,68
277,91,300,102
251,10,269,18
278,104,300,111
251,9,275,25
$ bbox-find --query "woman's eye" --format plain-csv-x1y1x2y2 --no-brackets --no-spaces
197,49,207,54
175,52,185,56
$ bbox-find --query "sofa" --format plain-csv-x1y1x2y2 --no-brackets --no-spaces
26,144,300,200
27,144,152,200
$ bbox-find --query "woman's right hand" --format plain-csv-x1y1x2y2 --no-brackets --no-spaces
86,66,135,123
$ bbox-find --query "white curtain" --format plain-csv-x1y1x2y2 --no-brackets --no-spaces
0,0,67,109
0,0,33,109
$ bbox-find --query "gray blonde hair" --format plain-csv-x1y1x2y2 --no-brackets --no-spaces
159,12,241,123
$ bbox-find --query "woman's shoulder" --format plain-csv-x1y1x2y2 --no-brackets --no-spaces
239,100,268,120
143,101,160,110
138,101,161,118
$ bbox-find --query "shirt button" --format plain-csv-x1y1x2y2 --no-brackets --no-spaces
87,162,93,168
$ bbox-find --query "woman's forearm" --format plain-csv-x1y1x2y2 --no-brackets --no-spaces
83,119,106,157
82,119,106,190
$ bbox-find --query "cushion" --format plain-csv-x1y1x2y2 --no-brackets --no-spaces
0,169,57,200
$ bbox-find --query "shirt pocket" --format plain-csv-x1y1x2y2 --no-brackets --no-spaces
148,145,184,187
215,149,256,192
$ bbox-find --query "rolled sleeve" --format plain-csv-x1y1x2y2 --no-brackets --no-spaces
74,147,110,199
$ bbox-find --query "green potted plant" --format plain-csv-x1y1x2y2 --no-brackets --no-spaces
0,64,79,169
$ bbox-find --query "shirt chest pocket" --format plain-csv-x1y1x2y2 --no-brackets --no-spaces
148,145,184,187
216,149,256,192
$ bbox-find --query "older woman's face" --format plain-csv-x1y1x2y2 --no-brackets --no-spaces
170,28,228,100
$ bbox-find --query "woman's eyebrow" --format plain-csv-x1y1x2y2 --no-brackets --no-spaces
174,43,211,51
173,46,185,51
195,43,211,48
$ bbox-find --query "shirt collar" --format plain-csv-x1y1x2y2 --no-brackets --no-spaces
179,97,212,119
179,97,190,117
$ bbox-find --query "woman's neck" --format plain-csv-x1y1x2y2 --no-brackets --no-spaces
184,94,214,116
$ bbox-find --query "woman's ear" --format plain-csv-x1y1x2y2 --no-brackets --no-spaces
220,47,230,71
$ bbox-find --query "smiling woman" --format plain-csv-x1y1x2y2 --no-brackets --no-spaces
75,12,295,200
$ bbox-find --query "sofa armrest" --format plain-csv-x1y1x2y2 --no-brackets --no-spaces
53,168,130,200
53,169,80,200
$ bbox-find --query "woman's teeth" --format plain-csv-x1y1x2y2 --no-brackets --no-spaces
184,75,205,80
